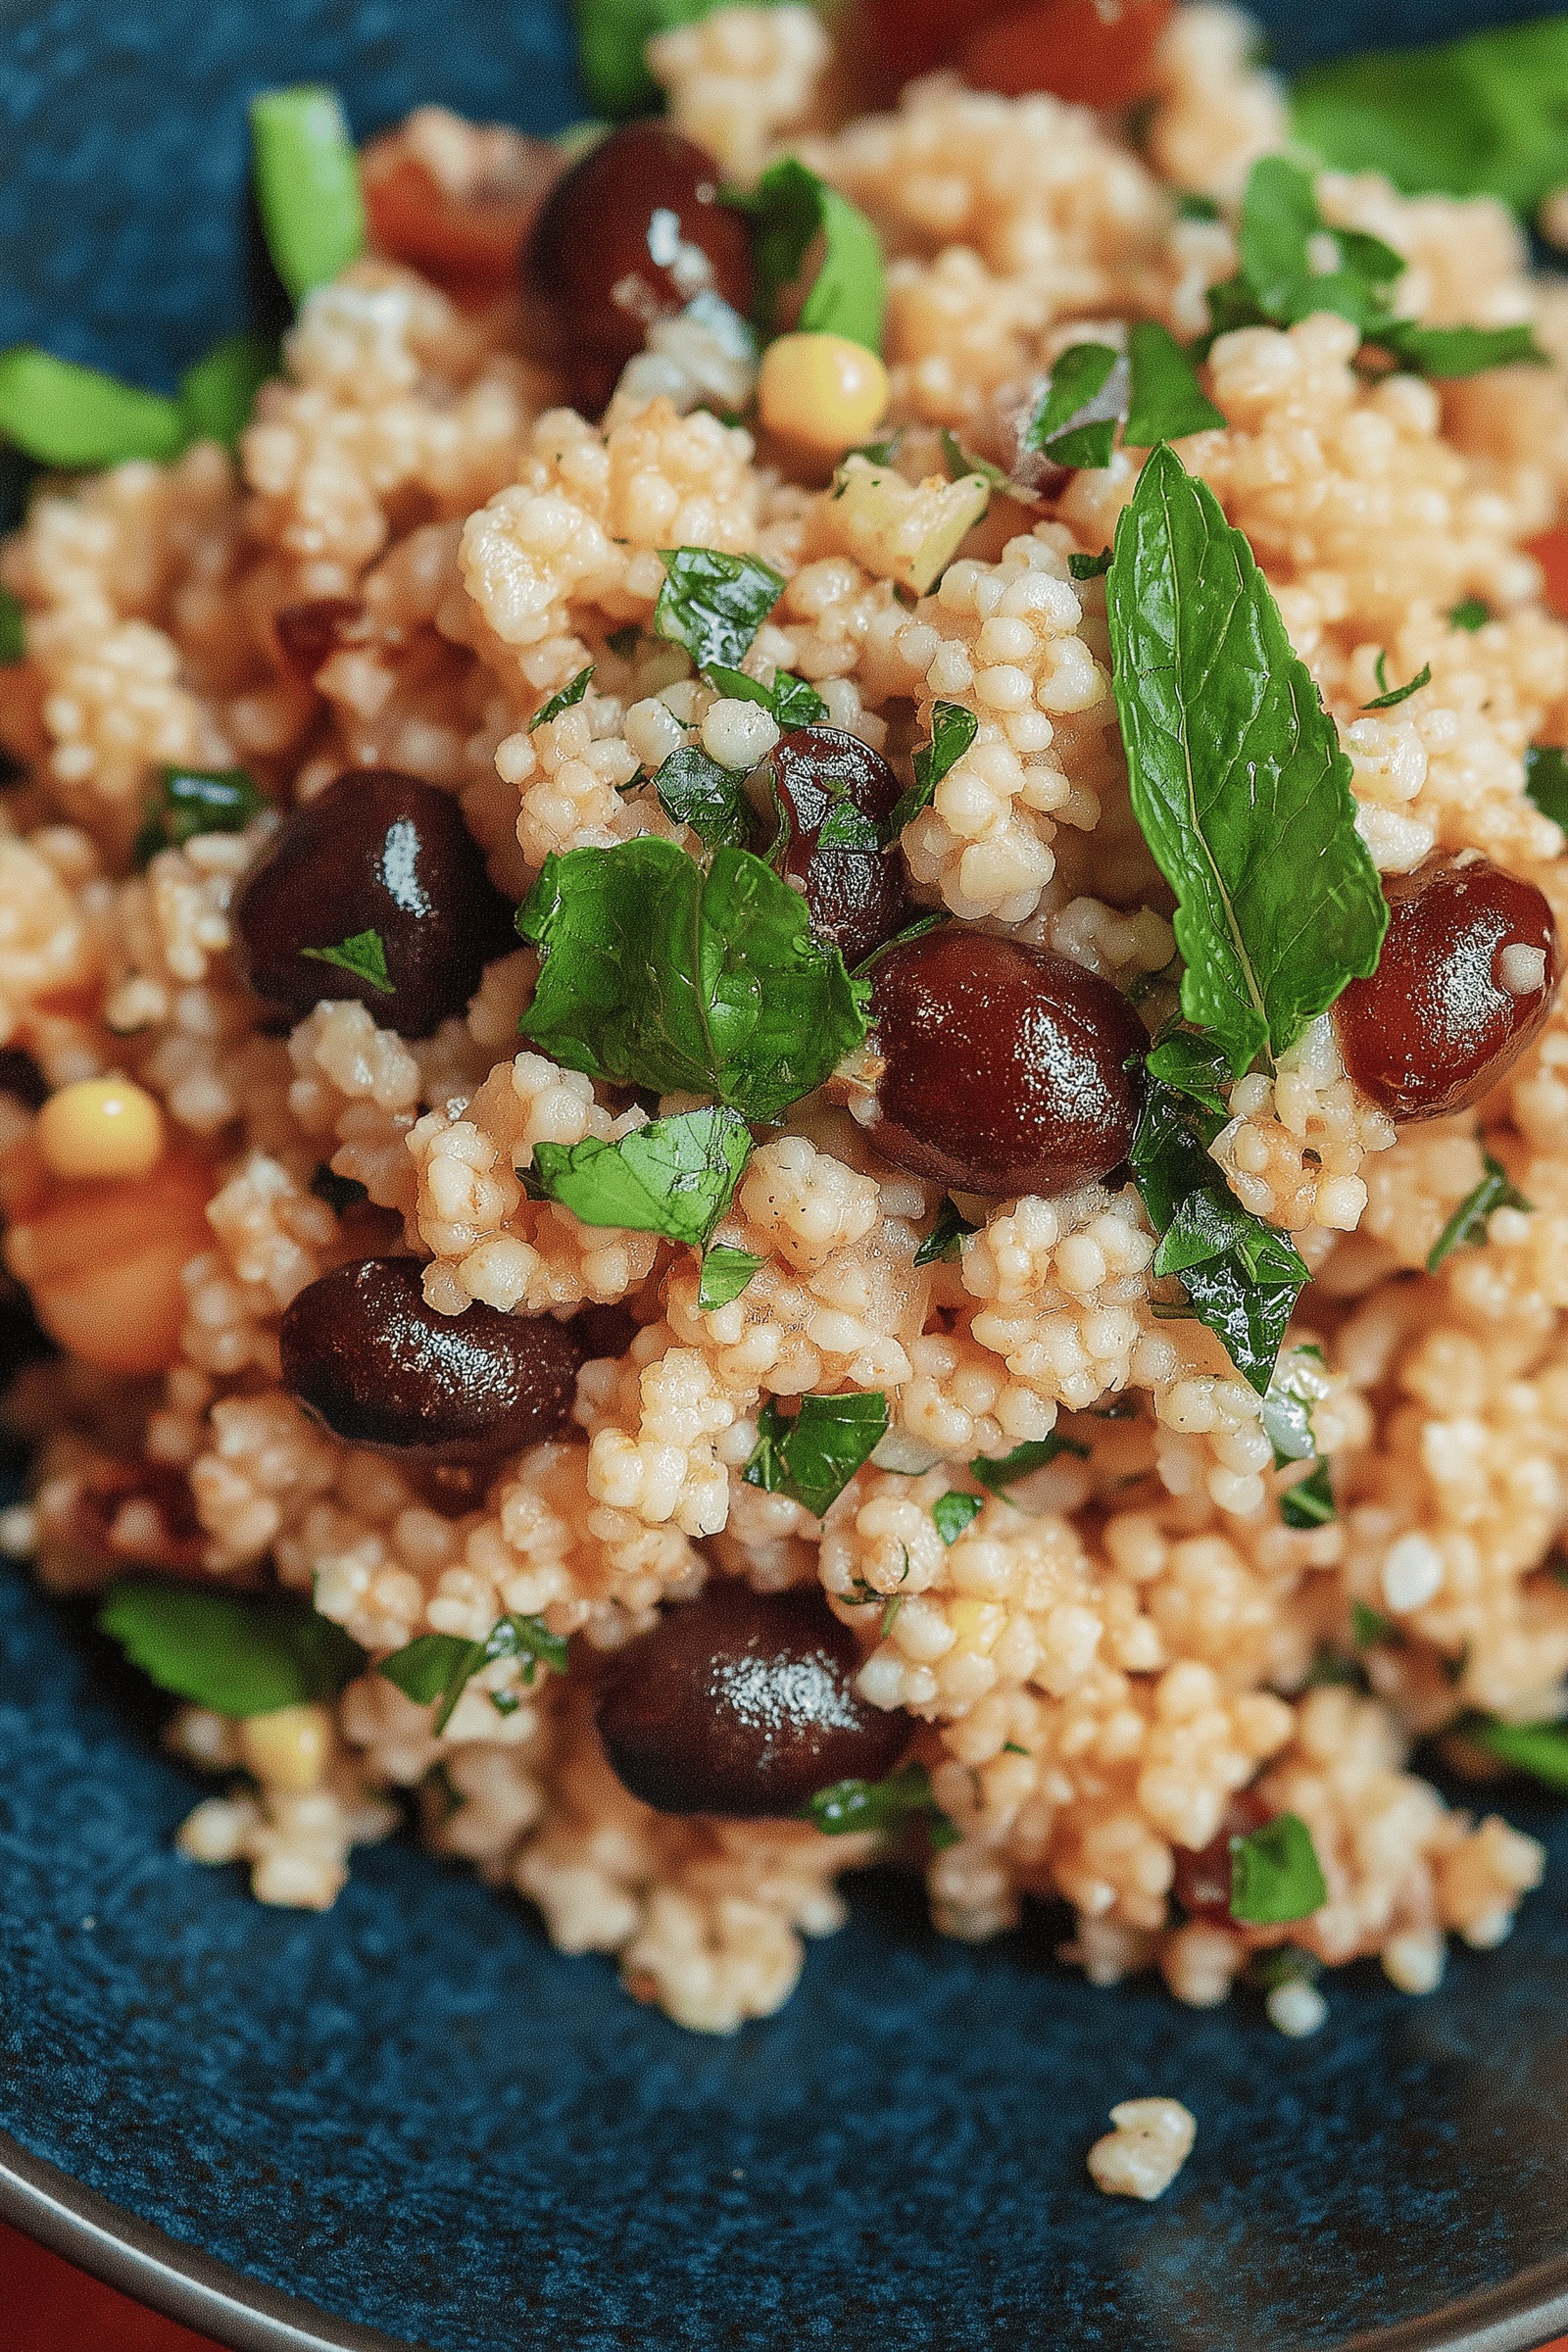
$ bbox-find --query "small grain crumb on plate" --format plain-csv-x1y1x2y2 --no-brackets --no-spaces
1087,2097,1197,2199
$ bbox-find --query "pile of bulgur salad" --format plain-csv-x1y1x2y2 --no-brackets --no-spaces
1,0,1567,2041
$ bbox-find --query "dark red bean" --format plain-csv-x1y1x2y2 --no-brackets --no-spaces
231,768,517,1039
1336,856,1561,1121
279,1257,579,1461
520,123,756,416
756,723,912,968
1172,1788,1271,1923
274,597,370,677
563,1300,641,1366
0,1045,49,1111
595,1579,909,1818
865,927,1147,1197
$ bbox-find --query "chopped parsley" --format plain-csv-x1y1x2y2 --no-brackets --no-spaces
939,428,1010,490
1123,319,1225,446
1362,652,1432,710
704,662,830,729
741,156,886,354
1025,342,1122,468
887,700,980,836
1426,1151,1532,1272
1523,745,1568,830
1107,444,1387,1080
1281,1461,1336,1529
1175,192,1222,220
1229,1810,1328,1924
518,838,867,1121
378,1613,568,1735
1351,1599,1394,1649
1144,1027,1233,1120
1461,1715,1568,1791
931,1491,984,1544
529,1106,752,1248
799,1760,959,1847
530,665,594,729
133,763,268,864
1068,548,1113,580
969,1435,1089,1496
249,86,367,306
742,1390,889,1519
301,927,393,995
654,547,785,673
1449,598,1490,632
97,1579,365,1717
913,1196,980,1268
696,1245,767,1311
650,744,751,851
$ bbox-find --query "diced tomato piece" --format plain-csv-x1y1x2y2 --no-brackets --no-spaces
851,0,1015,102
959,0,1174,108
1526,525,1568,619
362,153,541,301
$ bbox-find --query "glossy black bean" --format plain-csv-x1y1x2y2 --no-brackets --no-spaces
0,1046,49,1110
231,769,517,1039
595,1579,909,1818
279,1257,579,1462
1336,856,1560,1120
756,723,912,967
520,123,756,416
866,927,1147,1196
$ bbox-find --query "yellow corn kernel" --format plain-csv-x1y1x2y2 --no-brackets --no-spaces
36,1074,165,1181
757,332,890,456
239,1703,333,1794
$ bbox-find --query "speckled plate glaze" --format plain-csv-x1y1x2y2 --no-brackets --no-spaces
2,5,1568,2345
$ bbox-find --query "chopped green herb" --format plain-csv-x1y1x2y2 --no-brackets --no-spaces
649,744,750,851
1123,319,1225,447
422,1759,465,1822
310,1163,368,1216
1229,1810,1328,1924
696,1244,767,1311
1351,1598,1393,1649
931,1491,984,1545
606,625,641,660
654,546,785,672
969,1434,1089,1496
1380,320,1546,376
1068,548,1113,580
301,927,393,995
179,332,276,451
1107,444,1387,1079
1131,1073,1310,1395
489,1688,521,1717
741,155,886,354
0,347,187,467
249,86,367,306
1426,1151,1532,1273
97,1579,365,1717
1261,1343,1329,1466
743,1390,890,1519
572,0,734,117
1002,1740,1031,1756
378,1611,567,1734
1248,1943,1322,1991
704,662,830,729
1462,1714,1568,1791
132,763,267,864
1547,1550,1568,1591
939,427,1010,490
1291,17,1568,217
799,1759,958,1847
1280,1459,1336,1528
887,700,980,836
0,584,25,665
912,1195,980,1268
1175,192,1222,220
529,1106,752,1247
847,435,901,466
1362,652,1432,710
880,1592,906,1637
1144,1029,1233,1120
517,837,868,1121
530,665,594,729
1523,745,1568,830
1448,597,1490,632
1301,1641,1367,1690
1025,342,1122,468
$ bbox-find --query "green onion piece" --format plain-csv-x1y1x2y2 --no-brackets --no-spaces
0,347,187,467
249,86,367,306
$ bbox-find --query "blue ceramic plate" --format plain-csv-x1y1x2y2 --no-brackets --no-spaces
3,6,1568,2346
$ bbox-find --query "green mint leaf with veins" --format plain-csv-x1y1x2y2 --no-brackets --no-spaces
302,928,393,995
1462,1714,1568,1791
1449,598,1490,632
1281,1458,1336,1528
913,1195,980,1268
0,584,24,665
529,1106,752,1247
1144,1029,1234,1119
969,1434,1088,1496
97,1580,365,1717
1025,342,1123,468
655,547,785,672
888,700,980,836
0,347,188,467
179,332,276,452
1106,444,1387,1078
932,1491,984,1545
696,1244,767,1311
1229,1809,1328,1924
1069,548,1113,580
530,665,594,730
939,427,1010,489
800,1760,958,1847
379,1612,565,1734
743,1391,889,1519
1132,1072,1310,1394
249,86,366,305
1426,1150,1532,1272
133,764,267,864
1124,320,1225,447
1524,745,1568,830
704,662,829,729
1291,16,1568,217
742,156,886,354
650,744,751,851
1362,652,1431,710
517,837,868,1121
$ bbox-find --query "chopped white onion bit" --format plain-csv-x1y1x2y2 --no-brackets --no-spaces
1499,943,1547,995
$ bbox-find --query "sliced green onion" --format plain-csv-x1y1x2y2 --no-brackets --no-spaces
0,348,187,468
249,86,367,306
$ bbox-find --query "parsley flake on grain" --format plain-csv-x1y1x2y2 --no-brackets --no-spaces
1426,1151,1532,1272
378,1613,567,1734
654,547,785,671
1069,548,1113,580
1448,598,1490,632
97,1580,365,1717
530,665,594,729
800,1760,959,1847
516,837,868,1120
529,1106,752,1247
741,156,886,354
696,1245,767,1311
249,86,367,305
743,1391,889,1518
1461,1715,1568,1790
1351,1599,1394,1649
1106,444,1388,1078
969,1435,1089,1496
311,1164,369,1216
1229,1810,1329,1924
1123,320,1225,446
704,662,830,728
1025,342,1123,468
931,1491,984,1544
1523,745,1568,829
912,1196,980,1268
1362,652,1432,710
887,700,980,836
302,928,393,995
133,764,267,864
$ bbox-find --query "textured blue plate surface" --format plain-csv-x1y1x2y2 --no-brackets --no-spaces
2,5,1568,2346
